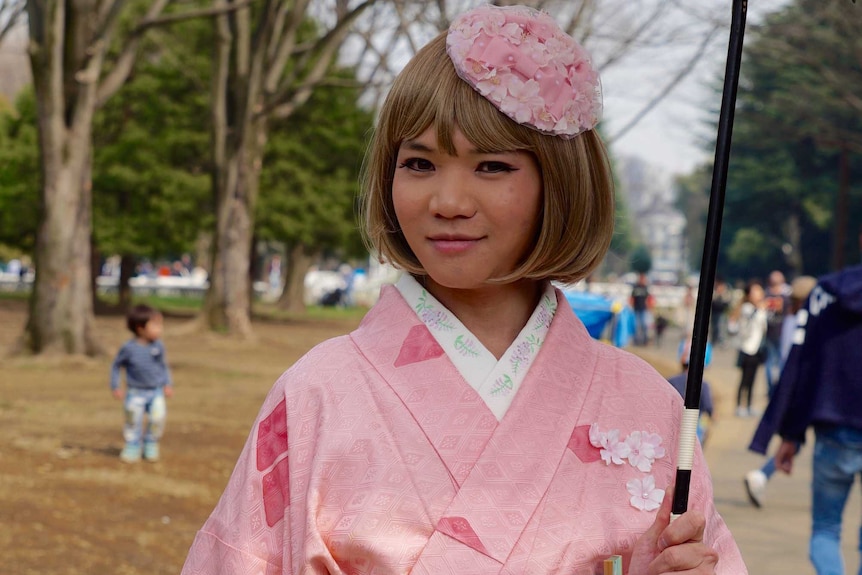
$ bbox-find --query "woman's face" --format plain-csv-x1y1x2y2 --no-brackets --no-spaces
391,126,542,291
748,284,765,304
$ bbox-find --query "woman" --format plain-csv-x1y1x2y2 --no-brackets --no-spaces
733,281,768,417
181,5,745,573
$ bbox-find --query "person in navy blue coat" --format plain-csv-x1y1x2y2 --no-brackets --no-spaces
749,264,862,575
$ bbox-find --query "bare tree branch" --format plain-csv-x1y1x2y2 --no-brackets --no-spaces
596,0,671,70
96,0,171,106
96,0,256,106
264,0,377,118
93,0,125,43
137,0,256,30
562,0,591,37
264,0,312,93
607,22,719,144
0,0,25,46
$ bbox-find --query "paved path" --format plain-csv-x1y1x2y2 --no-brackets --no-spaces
632,327,861,575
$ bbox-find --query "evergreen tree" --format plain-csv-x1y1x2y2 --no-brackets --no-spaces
717,0,861,279
256,68,374,312
0,90,39,255
92,18,212,308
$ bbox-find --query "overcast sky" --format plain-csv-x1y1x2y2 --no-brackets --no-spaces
601,0,789,177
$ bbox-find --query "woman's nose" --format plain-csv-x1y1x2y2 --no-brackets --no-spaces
429,171,476,219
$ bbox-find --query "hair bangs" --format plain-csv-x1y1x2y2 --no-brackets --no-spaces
383,33,533,156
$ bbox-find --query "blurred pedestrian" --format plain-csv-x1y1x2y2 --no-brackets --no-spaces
654,313,669,347
763,270,790,397
743,275,817,507
630,272,651,346
268,254,282,295
110,304,174,463
732,280,767,417
676,283,697,336
710,276,732,347
752,264,862,575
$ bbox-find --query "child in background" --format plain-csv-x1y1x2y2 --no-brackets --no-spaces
182,5,744,573
668,339,715,447
110,304,174,462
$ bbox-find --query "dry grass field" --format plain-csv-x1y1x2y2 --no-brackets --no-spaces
0,299,363,575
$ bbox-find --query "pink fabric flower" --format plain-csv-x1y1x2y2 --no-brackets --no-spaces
589,423,631,466
627,475,665,512
500,78,544,124
447,4,602,139
476,70,510,103
625,431,667,473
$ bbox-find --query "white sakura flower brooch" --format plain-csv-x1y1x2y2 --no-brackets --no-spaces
589,423,667,512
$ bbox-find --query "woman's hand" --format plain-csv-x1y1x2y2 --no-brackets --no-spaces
628,487,719,574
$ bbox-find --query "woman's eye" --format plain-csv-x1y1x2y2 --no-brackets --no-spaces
398,158,434,172
479,161,515,173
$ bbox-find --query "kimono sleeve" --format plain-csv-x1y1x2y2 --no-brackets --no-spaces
181,386,292,575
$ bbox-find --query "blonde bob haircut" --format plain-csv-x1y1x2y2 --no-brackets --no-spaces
361,32,615,285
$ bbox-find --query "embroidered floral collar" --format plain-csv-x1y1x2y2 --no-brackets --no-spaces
395,274,557,421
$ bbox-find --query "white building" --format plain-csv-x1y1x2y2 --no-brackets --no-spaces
617,156,688,283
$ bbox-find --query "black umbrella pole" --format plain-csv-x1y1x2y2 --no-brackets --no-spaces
671,0,748,520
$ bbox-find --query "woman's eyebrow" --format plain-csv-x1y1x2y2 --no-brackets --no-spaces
400,139,518,156
400,140,436,152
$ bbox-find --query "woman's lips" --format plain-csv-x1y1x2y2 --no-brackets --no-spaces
428,236,481,254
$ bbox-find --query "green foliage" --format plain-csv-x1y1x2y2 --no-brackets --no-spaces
0,13,213,265
629,243,652,274
674,165,711,272
727,228,771,268
256,68,374,257
716,0,862,279
0,89,40,254
93,19,212,260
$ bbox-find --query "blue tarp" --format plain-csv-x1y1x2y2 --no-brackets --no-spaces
562,290,635,348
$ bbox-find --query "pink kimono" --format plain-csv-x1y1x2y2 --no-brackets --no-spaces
182,286,747,574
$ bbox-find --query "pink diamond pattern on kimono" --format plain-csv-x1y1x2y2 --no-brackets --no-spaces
262,456,289,527
394,324,445,367
182,285,748,574
256,398,288,471
437,516,490,555
568,424,602,463
411,531,504,574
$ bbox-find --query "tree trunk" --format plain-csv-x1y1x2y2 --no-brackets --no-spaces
25,150,101,354
278,243,316,314
249,232,260,301
782,212,804,278
832,144,850,271
90,233,101,311
118,254,136,312
23,0,103,355
202,116,268,336
194,231,213,276
201,0,269,337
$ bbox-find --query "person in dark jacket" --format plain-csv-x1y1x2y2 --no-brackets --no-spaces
743,275,817,508
750,264,862,575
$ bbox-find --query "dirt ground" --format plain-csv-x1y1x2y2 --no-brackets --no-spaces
0,299,364,575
